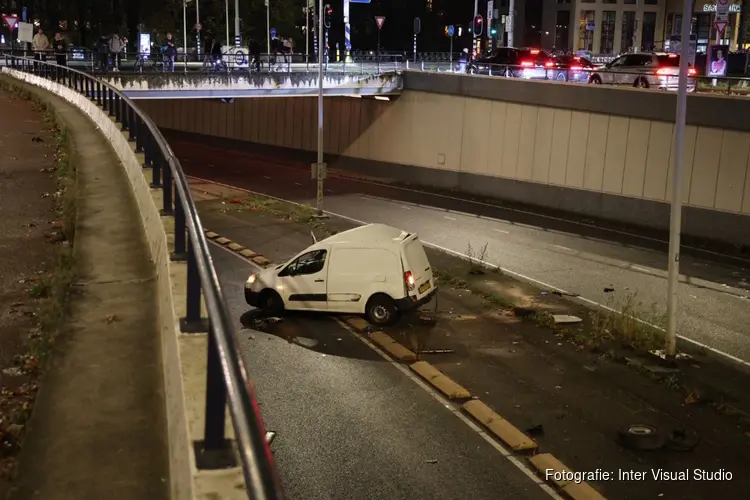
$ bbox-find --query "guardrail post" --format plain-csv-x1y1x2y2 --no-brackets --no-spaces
180,239,209,334
96,82,102,106
142,132,152,168
135,116,144,153
150,139,162,187
114,94,121,122
161,158,173,216
172,186,187,261
108,89,114,116
194,322,235,470
128,107,137,142
120,98,128,131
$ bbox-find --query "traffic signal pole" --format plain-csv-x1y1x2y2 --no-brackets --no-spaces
508,0,515,47
473,0,479,55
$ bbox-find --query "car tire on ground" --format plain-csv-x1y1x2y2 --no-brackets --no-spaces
589,74,602,84
259,289,285,316
365,293,399,326
616,424,665,450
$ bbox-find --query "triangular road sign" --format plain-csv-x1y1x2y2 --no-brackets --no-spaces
714,20,727,37
375,16,385,30
2,14,18,29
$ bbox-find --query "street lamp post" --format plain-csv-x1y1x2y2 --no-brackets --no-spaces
664,0,693,361
266,0,271,55
196,0,200,58
313,0,327,217
183,0,188,71
234,0,240,46
225,0,230,46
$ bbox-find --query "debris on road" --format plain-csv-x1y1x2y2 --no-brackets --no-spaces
425,459,438,464
552,314,582,324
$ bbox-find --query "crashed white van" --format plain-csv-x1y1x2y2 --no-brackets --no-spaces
244,223,436,325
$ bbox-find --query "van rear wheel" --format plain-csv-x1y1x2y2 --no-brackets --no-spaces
366,294,399,326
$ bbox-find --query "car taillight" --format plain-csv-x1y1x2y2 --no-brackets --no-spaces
404,271,415,291
687,68,696,76
570,65,583,71
656,68,671,75
520,60,534,67
544,60,554,68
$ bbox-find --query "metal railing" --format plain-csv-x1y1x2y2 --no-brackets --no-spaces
2,55,285,500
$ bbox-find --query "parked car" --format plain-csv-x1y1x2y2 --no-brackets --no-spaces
586,52,697,91
467,47,554,79
244,223,437,326
545,55,595,82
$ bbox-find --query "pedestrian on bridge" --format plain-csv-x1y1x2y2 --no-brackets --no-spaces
53,33,67,66
164,33,177,72
32,28,50,63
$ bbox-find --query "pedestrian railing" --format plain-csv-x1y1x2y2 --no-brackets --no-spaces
2,55,285,500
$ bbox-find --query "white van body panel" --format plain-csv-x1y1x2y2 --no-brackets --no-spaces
246,223,436,314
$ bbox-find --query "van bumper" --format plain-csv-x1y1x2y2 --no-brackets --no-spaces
245,287,261,307
396,287,438,311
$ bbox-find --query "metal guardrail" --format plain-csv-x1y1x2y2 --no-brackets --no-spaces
2,55,285,500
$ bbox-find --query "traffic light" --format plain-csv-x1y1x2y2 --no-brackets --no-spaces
472,15,483,36
490,26,497,37
324,4,332,29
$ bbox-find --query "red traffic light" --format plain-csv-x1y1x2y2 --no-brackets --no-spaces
327,7,332,14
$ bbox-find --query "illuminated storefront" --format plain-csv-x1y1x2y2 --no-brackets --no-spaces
664,1,743,53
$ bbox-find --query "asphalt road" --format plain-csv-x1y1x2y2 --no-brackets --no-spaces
171,135,750,366
206,222,553,500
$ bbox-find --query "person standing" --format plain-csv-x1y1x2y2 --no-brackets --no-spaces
109,33,125,72
32,28,50,62
53,33,67,66
164,33,176,72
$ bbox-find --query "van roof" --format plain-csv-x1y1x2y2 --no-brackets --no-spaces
320,223,414,246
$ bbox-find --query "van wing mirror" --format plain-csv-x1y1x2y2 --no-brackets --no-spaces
310,230,317,244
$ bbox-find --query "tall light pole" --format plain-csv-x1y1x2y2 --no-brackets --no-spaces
508,0,515,47
196,0,201,58
225,0,230,46
266,0,271,55
664,0,693,361
305,3,310,63
183,0,188,71
234,0,240,46
313,0,326,216
473,0,479,54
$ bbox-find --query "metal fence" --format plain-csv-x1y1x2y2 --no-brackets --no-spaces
2,55,285,500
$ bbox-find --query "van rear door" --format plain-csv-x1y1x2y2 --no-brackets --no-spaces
401,235,434,299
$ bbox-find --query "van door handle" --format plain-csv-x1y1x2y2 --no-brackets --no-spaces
315,279,324,282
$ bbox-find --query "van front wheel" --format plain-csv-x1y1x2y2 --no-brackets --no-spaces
365,294,399,326
260,290,284,316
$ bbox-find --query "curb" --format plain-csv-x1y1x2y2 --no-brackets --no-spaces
204,227,607,499
529,454,606,500
203,229,273,268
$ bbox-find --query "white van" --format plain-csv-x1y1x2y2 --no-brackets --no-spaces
244,223,436,325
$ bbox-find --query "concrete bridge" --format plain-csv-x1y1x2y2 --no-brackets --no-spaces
97,71,403,99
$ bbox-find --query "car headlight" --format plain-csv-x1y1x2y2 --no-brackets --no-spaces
246,274,257,285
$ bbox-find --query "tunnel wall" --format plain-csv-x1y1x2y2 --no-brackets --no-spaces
137,76,750,247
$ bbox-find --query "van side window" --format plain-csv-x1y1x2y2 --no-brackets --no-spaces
287,249,327,276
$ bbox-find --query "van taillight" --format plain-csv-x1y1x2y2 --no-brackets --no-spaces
404,271,415,291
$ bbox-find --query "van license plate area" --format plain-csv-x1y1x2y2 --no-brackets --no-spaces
418,281,432,294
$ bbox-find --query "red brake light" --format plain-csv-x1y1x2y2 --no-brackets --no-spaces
544,60,554,68
688,68,696,76
668,53,678,58
656,68,670,75
404,271,415,291
570,65,583,71
530,49,540,55
520,60,534,67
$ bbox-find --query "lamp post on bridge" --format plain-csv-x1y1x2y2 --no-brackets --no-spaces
312,0,327,217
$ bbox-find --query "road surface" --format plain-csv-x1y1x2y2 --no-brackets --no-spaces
171,135,750,367
204,214,555,500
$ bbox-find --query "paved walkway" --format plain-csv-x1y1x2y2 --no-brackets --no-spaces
1,77,170,499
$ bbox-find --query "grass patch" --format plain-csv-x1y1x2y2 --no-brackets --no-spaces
227,194,338,236
588,292,666,352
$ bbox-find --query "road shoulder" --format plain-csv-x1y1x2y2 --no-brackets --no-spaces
194,186,750,500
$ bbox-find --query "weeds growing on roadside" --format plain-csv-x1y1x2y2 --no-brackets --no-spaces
589,291,666,351
465,241,489,275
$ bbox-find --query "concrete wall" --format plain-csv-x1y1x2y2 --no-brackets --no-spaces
137,72,750,246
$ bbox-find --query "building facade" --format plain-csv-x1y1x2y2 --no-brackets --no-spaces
541,0,743,55
541,0,665,54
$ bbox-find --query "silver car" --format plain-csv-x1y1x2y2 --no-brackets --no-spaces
587,52,697,92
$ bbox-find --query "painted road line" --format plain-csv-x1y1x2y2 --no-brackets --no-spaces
554,245,573,252
188,176,750,369
494,229,510,234
410,361,471,400
529,454,606,500
208,241,564,499
463,400,537,452
444,216,457,220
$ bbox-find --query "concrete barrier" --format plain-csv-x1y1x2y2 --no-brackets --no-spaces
1,68,246,499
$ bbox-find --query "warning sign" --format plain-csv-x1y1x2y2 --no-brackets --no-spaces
2,14,18,29
375,16,385,30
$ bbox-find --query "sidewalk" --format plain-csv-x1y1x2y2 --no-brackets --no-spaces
0,77,169,499
192,186,750,500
